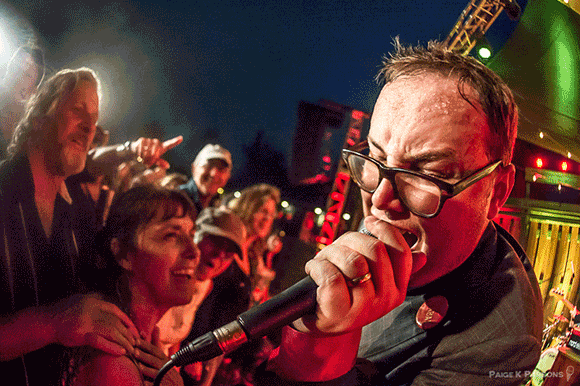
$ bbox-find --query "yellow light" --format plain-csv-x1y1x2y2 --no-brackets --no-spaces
535,158,544,168
568,152,572,158
342,213,351,221
533,175,537,182
234,191,241,198
217,188,224,195
314,207,323,215
539,132,544,139
561,161,569,172
281,201,289,208
558,184,562,191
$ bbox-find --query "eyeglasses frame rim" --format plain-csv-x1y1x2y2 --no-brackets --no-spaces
341,143,505,218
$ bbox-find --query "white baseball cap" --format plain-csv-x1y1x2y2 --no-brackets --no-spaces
194,144,232,168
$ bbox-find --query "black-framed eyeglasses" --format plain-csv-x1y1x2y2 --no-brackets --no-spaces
342,142,504,218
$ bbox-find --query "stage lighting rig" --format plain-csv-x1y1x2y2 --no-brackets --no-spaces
444,0,521,56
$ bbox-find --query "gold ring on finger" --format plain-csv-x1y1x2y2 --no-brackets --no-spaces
347,272,372,287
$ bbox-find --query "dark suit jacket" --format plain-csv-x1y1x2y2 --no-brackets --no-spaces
257,222,543,386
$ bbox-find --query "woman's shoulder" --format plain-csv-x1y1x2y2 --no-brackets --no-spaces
71,350,143,385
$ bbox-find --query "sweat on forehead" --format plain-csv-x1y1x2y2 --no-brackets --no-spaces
375,74,488,131
369,74,492,165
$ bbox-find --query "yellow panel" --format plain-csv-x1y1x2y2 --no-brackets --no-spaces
551,226,571,319
527,221,540,266
536,223,560,300
570,227,580,307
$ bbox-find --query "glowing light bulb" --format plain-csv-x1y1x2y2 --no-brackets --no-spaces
478,47,491,59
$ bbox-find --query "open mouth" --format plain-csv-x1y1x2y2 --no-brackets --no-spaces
402,231,418,249
70,137,88,151
172,268,195,280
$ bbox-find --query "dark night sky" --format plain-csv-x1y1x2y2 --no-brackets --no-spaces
0,0,522,180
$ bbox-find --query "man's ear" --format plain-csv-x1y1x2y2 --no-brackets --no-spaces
487,163,515,220
111,238,132,271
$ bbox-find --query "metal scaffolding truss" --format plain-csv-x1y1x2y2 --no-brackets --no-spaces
443,0,515,55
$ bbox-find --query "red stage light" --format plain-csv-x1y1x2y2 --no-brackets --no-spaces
352,110,365,120
535,158,544,168
322,156,331,163
561,161,568,172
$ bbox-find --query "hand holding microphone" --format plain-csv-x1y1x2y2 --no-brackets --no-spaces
293,219,413,335
154,222,413,385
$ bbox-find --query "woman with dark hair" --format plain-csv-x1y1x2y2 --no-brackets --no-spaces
62,185,200,386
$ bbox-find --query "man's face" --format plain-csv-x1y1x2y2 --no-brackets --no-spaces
16,55,39,102
192,158,231,198
6,53,39,102
41,81,99,177
195,235,236,282
364,73,504,288
46,79,99,177
127,207,200,308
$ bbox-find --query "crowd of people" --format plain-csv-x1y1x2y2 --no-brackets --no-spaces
0,37,543,386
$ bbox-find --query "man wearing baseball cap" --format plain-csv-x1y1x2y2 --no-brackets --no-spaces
180,144,232,213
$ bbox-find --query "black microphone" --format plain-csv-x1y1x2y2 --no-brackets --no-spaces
153,228,379,385
170,226,377,367
170,274,317,366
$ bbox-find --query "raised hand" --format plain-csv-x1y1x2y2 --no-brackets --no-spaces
131,136,183,168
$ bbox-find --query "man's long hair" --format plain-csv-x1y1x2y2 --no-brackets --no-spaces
377,38,518,165
7,67,100,159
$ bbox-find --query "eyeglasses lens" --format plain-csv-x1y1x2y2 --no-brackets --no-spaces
347,153,442,216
